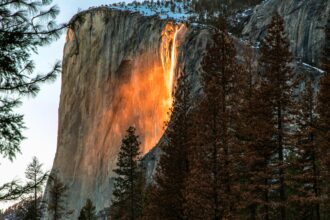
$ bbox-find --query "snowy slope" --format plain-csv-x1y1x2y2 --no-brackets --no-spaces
106,1,196,21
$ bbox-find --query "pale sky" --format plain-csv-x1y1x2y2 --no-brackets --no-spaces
0,0,132,208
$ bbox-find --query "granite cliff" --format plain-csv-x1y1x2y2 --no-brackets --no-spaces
46,0,329,217
46,7,208,218
243,0,330,66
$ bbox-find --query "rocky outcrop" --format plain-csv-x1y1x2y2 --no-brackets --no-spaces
242,0,330,66
47,1,328,218
49,8,170,218
47,7,212,218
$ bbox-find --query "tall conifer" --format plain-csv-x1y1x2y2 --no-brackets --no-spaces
144,69,192,220
293,76,321,219
111,127,144,220
317,18,330,219
78,199,97,220
184,19,243,219
258,13,297,220
46,173,72,220
25,156,48,220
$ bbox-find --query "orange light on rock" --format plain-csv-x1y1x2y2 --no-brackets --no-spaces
104,22,187,154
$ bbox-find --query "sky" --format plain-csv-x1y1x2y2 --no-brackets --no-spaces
0,0,132,209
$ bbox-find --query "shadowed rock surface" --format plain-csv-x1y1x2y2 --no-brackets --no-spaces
46,7,210,218
45,2,328,218
47,8,168,218
243,0,330,66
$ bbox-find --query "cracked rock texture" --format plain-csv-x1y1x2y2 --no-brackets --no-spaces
46,1,328,217
45,7,210,218
47,8,168,218
243,0,330,66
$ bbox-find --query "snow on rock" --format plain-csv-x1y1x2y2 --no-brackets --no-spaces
107,1,196,22
301,62,325,74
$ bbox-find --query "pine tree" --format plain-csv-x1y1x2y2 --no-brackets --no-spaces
1,196,42,220
111,127,144,220
46,173,72,220
258,13,297,220
78,199,97,220
317,17,330,219
244,74,275,220
184,20,244,219
25,156,48,220
18,196,42,220
0,0,64,161
191,0,262,24
144,69,192,220
293,75,321,220
238,43,269,220
1,157,47,202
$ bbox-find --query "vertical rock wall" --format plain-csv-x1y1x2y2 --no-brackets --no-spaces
243,0,330,66
50,8,172,217
47,1,329,217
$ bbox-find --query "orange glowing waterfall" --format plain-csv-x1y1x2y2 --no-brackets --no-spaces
105,23,187,155
161,23,187,109
168,26,180,101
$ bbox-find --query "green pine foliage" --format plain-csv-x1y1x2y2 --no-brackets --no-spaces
46,173,72,220
111,127,144,220
25,156,48,219
78,199,97,220
0,196,42,220
0,157,47,202
191,0,261,23
0,0,65,161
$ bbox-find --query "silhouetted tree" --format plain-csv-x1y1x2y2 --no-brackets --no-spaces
111,127,144,220
0,157,47,202
258,13,297,220
24,156,48,219
0,0,64,161
78,199,97,220
184,21,244,219
317,17,330,219
238,43,268,220
0,196,41,220
46,173,72,220
144,69,192,220
191,0,261,24
293,75,321,220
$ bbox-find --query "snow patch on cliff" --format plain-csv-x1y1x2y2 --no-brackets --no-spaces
108,1,195,21
301,62,325,74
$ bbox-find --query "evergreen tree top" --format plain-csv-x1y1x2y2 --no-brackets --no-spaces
78,199,97,220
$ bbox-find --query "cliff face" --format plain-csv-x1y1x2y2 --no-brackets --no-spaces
52,8,170,217
48,1,328,217
48,7,210,217
243,0,330,66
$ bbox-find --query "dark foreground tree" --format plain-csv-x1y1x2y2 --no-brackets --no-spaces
46,173,72,220
0,196,41,220
0,181,30,201
293,75,321,219
0,157,47,202
317,17,330,219
78,199,97,220
184,19,244,219
257,13,297,219
143,69,192,220
238,42,273,220
110,127,144,220
25,156,48,219
0,0,64,161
